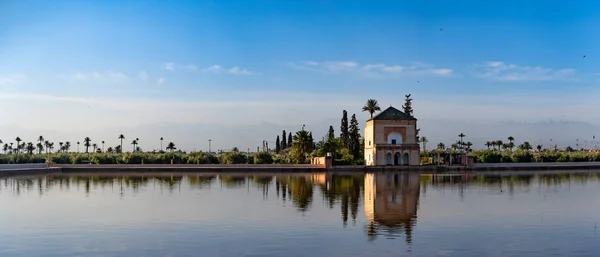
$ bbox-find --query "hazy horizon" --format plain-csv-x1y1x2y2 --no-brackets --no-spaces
2,0,600,151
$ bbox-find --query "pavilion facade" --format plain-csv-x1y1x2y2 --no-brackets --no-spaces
364,106,420,166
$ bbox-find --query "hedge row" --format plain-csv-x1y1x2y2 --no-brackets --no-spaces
0,151,292,165
468,150,600,163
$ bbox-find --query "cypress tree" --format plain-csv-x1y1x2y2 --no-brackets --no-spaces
402,94,414,116
340,110,350,148
275,135,281,153
327,125,335,141
281,130,287,149
348,114,361,158
288,132,292,147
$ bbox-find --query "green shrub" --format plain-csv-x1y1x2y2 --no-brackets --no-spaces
254,152,274,164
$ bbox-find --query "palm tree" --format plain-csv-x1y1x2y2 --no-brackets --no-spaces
166,142,176,152
84,137,91,153
65,141,71,153
537,145,542,152
507,142,515,152
495,140,503,150
59,142,64,153
291,130,314,163
437,142,445,150
0,139,3,153
507,136,515,151
465,142,473,152
15,137,22,154
118,134,125,152
518,142,533,151
38,136,44,151
131,139,138,152
420,136,428,153
2,143,8,154
362,99,381,119
26,142,35,155
485,141,491,150
92,143,98,153
36,142,43,154
160,137,164,151
44,141,50,154
458,133,465,147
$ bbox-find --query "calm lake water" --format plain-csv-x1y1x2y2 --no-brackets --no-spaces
1,171,600,257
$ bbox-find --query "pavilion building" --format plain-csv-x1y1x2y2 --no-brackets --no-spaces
364,106,420,166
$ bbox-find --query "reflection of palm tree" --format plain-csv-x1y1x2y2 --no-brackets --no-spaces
253,176,273,198
188,175,216,189
220,175,246,188
288,176,314,212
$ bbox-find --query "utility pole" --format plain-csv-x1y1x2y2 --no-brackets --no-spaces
208,139,212,153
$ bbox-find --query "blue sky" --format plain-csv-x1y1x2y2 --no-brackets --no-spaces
1,0,600,150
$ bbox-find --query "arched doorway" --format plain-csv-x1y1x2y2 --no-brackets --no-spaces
386,153,392,165
403,153,409,166
394,152,401,165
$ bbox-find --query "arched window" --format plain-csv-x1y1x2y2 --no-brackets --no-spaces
387,132,403,144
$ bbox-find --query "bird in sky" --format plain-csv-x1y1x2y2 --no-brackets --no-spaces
583,55,586,58
439,28,443,31
417,81,420,83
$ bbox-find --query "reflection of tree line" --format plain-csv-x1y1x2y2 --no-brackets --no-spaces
420,173,600,188
4,172,600,201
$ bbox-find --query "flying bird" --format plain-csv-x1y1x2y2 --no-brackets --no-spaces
583,55,586,58
417,81,420,83
439,28,443,31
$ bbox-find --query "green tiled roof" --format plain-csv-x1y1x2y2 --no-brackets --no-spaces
371,106,416,121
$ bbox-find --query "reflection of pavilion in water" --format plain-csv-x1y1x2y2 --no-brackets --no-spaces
364,172,420,243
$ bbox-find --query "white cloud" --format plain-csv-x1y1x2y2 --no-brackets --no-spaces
71,71,128,81
106,71,127,80
289,61,453,77
163,62,175,71
157,76,164,84
477,61,576,81
139,71,148,81
226,66,254,75
201,65,257,75
202,65,222,73
160,63,257,75
0,74,28,85
74,73,87,81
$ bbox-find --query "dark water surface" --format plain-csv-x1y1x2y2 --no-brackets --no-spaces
1,171,600,257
